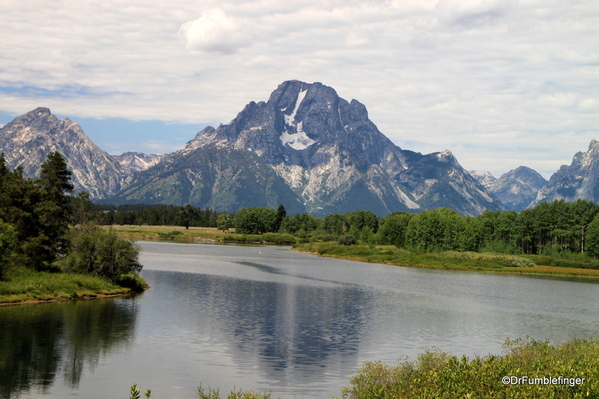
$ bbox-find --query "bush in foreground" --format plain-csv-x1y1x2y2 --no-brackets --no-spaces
342,337,599,399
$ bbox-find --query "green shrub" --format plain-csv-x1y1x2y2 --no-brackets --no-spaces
433,251,536,268
342,337,599,399
320,234,338,242
114,273,147,292
57,224,142,283
260,233,297,244
338,235,358,245
158,230,184,240
126,384,272,399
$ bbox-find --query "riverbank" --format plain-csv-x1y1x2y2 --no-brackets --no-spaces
292,242,599,279
0,268,147,306
107,225,296,244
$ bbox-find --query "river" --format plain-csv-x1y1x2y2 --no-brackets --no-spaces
1,241,599,399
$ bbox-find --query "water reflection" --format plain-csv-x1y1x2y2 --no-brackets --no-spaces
145,269,371,392
0,298,138,399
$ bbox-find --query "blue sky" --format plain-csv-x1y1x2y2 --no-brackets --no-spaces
0,0,597,178
0,111,205,154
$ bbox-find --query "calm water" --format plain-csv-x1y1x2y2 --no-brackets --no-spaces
2,241,599,399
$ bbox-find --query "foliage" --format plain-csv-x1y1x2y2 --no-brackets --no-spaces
126,384,272,399
0,266,128,303
57,224,142,283
259,233,297,244
234,207,278,234
0,220,17,279
158,230,184,240
432,251,536,268
347,210,379,233
114,273,147,292
99,203,219,227
338,235,358,245
100,198,599,264
216,213,233,232
0,152,74,271
342,337,599,399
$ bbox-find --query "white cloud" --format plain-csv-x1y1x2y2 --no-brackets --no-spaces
179,9,250,54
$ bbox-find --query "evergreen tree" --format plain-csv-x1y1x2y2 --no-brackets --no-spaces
275,204,286,232
34,152,74,267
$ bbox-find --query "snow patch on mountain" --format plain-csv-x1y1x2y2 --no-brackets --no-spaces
280,89,315,150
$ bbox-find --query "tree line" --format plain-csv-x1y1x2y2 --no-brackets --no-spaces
0,152,141,283
94,198,599,258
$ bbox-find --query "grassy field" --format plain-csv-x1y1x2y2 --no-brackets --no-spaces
0,267,135,305
293,242,599,279
105,225,297,244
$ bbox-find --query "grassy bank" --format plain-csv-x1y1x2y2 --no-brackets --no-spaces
0,267,145,305
293,242,599,279
107,225,296,245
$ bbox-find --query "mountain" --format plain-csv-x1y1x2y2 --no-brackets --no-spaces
111,143,305,214
529,140,599,207
486,166,547,212
117,80,504,216
112,151,165,174
0,107,124,199
469,171,496,189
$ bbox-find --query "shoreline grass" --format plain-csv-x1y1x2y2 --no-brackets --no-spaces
105,225,296,245
292,242,599,279
0,267,146,306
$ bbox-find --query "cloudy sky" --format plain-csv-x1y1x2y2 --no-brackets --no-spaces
0,0,596,178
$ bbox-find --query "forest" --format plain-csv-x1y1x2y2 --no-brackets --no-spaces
0,152,143,295
98,199,599,260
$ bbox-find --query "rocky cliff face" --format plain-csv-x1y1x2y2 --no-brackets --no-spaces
530,140,599,207
0,107,124,199
121,80,503,216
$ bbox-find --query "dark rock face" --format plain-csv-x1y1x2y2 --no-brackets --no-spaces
529,140,599,207
488,166,547,211
0,107,124,199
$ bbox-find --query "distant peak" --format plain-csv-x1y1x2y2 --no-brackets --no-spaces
23,107,53,119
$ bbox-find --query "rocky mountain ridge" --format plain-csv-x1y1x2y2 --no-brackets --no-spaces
0,107,124,199
470,167,547,212
114,80,504,216
3,81,595,216
529,140,599,208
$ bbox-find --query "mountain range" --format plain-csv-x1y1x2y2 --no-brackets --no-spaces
0,80,596,216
